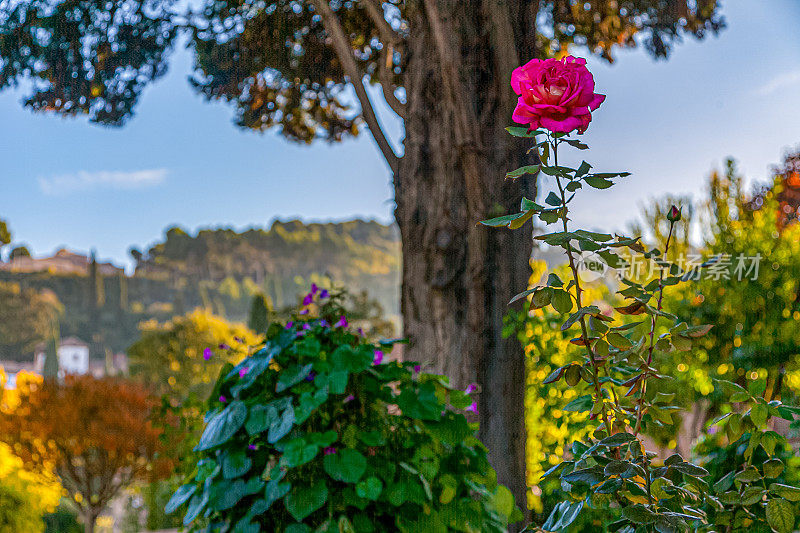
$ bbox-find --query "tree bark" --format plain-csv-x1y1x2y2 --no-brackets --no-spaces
83,509,96,533
395,0,538,521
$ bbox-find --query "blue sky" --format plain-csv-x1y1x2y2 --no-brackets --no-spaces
1,1,799,268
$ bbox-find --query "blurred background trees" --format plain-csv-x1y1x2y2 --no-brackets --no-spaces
0,375,170,533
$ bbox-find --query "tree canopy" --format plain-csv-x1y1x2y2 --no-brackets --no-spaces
0,0,723,155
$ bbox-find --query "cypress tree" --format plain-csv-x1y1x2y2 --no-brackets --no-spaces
247,293,272,334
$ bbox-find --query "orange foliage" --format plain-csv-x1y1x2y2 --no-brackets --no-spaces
0,375,171,530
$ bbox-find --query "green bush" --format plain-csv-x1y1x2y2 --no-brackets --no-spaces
167,290,520,532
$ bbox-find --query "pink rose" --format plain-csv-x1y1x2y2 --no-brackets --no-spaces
511,56,605,134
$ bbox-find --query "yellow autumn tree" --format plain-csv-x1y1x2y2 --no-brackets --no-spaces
0,369,63,533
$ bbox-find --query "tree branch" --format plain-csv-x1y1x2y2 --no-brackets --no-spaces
376,44,407,118
361,0,401,46
312,0,400,174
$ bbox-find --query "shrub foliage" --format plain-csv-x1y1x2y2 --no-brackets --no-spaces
168,291,521,532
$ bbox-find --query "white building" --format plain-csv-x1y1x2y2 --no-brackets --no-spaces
34,337,90,376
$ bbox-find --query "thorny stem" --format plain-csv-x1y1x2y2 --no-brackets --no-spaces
551,136,613,437
633,220,676,437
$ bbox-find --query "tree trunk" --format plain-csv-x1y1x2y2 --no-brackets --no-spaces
83,509,96,533
395,1,539,521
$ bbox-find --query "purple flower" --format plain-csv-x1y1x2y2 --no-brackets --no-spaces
344,394,355,403
300,309,309,315
311,283,319,294
239,366,249,378
218,343,230,350
323,446,337,455
335,316,348,328
248,444,258,451
373,350,384,365
357,328,365,337
465,383,477,394
465,401,478,414
285,321,294,329
319,289,329,299
219,395,227,403
319,319,329,328
302,323,311,331
302,293,313,306
203,348,213,361
413,365,421,374
305,371,316,382
234,336,243,344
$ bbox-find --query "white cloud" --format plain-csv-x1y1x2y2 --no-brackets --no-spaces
38,168,168,195
755,69,800,96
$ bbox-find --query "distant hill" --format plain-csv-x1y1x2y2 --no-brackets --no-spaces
0,219,401,360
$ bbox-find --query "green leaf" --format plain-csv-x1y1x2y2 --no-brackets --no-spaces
276,363,314,393
284,482,328,521
531,287,553,308
542,501,584,532
622,505,657,525
766,498,795,533
751,403,769,428
584,175,613,189
268,404,295,443
542,366,566,385
195,400,248,451
562,395,593,412
713,471,735,494
545,191,562,206
562,466,605,486
328,370,349,394
489,485,516,520
606,332,633,350
323,449,367,483
222,451,253,479
604,460,637,478
731,391,751,402
264,479,291,510
564,365,582,387
182,491,209,526
735,467,762,483
509,287,538,305
770,484,800,502
764,459,785,479
165,484,196,515
547,273,564,287
599,432,637,448
506,165,541,179
480,213,525,227
539,209,561,225
741,486,766,506
281,438,320,467
209,479,247,511
508,209,536,229
672,462,709,478
551,290,574,314
505,126,538,138
356,476,383,501
245,404,277,436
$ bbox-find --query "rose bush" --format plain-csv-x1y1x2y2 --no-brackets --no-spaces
511,56,605,134
485,55,800,532
167,290,521,532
